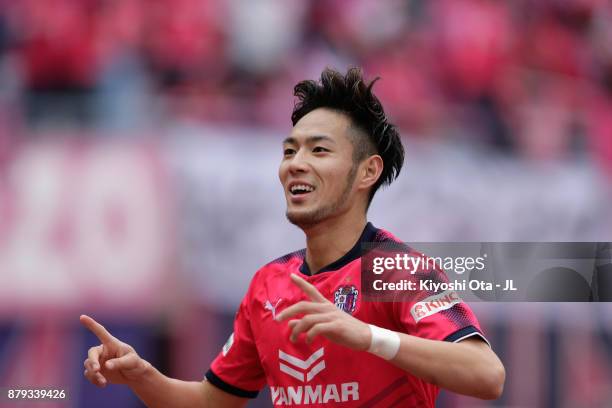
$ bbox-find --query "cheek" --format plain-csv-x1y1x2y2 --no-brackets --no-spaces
278,162,287,183
330,161,354,181
321,164,351,193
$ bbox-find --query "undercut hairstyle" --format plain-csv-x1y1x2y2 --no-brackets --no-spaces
291,67,404,204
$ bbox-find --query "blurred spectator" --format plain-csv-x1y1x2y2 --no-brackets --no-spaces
0,0,609,175
12,0,99,128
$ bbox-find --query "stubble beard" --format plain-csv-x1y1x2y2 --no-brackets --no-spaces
285,165,358,229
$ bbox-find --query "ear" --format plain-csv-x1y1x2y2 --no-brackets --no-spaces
357,155,383,191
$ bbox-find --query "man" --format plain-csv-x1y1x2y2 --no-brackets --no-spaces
81,67,505,407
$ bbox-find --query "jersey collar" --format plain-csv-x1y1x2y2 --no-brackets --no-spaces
299,222,379,276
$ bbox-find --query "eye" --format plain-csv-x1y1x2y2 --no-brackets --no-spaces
312,146,329,153
283,148,296,156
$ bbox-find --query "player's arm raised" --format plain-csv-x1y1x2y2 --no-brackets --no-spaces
276,274,505,400
80,315,248,408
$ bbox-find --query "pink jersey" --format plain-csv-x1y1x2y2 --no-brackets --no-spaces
206,223,488,407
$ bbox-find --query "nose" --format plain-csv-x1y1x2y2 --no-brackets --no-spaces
288,149,309,174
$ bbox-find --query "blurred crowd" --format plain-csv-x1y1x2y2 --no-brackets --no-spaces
0,0,611,174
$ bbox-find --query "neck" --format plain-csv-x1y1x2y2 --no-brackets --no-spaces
302,211,367,274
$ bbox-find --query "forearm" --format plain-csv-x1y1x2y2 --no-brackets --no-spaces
390,334,505,399
128,363,206,408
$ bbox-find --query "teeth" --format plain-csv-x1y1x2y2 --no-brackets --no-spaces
290,184,314,193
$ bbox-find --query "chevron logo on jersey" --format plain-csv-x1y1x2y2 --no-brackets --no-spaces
272,347,360,405
278,347,325,382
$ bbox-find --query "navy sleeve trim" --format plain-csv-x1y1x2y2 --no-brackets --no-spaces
205,369,260,399
444,325,491,348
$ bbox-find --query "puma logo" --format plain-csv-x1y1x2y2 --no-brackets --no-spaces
264,299,283,319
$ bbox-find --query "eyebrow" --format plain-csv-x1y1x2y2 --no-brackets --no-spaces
282,135,336,145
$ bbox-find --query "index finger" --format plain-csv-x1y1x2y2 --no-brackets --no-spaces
275,301,328,322
290,274,328,303
80,315,114,344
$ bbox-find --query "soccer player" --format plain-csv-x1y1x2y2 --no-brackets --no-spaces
81,67,505,407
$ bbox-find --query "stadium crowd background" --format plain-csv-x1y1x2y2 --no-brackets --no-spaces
0,0,610,168
0,1,611,407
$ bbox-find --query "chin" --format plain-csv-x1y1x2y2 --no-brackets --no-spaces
286,209,321,228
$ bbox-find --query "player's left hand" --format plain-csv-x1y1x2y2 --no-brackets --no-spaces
275,273,371,351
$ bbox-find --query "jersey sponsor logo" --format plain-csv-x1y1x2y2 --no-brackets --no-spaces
279,347,325,382
271,382,359,405
264,298,283,319
411,290,462,323
273,347,359,405
334,285,358,314
222,332,234,356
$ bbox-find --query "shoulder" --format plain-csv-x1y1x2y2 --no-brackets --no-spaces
367,225,418,255
366,226,447,282
371,226,403,244
240,249,305,308
248,248,306,284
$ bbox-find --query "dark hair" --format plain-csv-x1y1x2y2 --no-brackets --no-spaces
291,67,404,203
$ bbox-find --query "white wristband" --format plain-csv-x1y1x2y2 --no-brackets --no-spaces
367,324,400,360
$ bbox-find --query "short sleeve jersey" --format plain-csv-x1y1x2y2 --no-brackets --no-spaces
206,223,488,407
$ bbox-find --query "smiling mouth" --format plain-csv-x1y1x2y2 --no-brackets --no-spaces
289,184,315,196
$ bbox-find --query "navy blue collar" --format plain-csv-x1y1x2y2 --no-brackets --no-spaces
299,222,378,276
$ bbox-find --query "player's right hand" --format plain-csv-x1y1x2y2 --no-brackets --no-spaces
80,314,151,387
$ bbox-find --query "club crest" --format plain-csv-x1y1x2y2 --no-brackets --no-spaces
334,285,359,314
